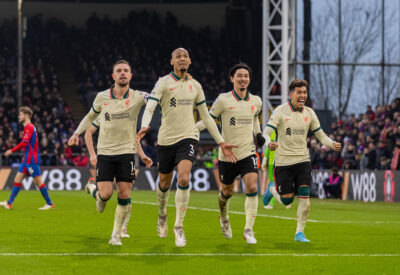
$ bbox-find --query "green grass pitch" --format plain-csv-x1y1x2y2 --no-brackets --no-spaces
0,190,399,274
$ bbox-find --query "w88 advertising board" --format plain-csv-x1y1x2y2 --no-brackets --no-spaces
0,167,398,202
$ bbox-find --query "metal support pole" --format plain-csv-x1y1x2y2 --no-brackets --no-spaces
17,0,23,109
262,0,268,127
338,0,342,119
381,0,385,105
282,0,289,102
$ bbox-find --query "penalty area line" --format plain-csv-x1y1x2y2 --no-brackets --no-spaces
0,253,399,257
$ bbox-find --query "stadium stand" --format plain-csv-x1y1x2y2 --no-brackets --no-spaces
1,13,399,171
72,11,257,104
307,98,400,170
0,16,77,166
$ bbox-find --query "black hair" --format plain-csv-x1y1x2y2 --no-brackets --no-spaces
228,63,252,79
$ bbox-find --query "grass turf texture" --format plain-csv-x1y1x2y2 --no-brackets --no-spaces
0,190,399,274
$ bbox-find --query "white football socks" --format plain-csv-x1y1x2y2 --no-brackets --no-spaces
175,187,190,227
218,192,231,222
111,203,129,237
270,185,283,204
244,195,258,230
296,198,310,234
121,202,132,232
157,184,170,217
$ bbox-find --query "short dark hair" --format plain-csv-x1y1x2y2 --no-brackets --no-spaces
289,79,308,92
19,106,33,118
112,59,131,72
229,63,252,79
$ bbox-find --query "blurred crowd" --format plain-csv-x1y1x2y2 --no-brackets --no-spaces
72,11,258,106
1,14,400,171
0,16,81,167
307,98,400,170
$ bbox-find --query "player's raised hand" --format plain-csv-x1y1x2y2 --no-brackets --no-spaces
4,149,12,157
333,141,342,152
141,155,153,168
68,133,79,146
268,142,278,151
256,133,266,147
137,126,150,142
220,142,238,163
89,153,97,167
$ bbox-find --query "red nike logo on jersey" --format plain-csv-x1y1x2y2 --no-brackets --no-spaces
285,118,290,121
169,87,177,91
104,103,109,106
229,107,235,110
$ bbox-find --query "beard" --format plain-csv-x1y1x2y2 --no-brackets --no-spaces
239,87,246,92
179,68,187,73
117,80,129,87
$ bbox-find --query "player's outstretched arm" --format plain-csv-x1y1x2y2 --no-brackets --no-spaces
310,110,341,151
195,120,206,131
219,142,238,163
137,99,158,142
4,149,13,157
262,125,278,151
197,103,238,162
6,124,33,156
69,108,99,146
313,128,342,151
84,125,98,167
197,103,224,144
137,141,153,168
253,115,265,147
332,141,342,152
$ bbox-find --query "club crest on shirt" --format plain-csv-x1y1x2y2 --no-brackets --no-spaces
304,116,308,124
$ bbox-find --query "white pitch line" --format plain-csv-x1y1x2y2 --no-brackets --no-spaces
133,201,400,224
0,253,399,257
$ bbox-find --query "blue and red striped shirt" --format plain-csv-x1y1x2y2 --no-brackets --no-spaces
11,123,41,165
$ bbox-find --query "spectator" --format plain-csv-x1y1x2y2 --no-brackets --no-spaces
367,142,377,170
318,145,330,169
73,149,89,167
376,140,392,168
323,167,343,199
309,139,320,169
360,147,369,170
342,144,358,169
377,156,390,170
390,140,400,170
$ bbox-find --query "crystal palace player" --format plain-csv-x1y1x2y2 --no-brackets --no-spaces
137,48,237,247
262,79,341,242
0,107,54,210
196,63,264,244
